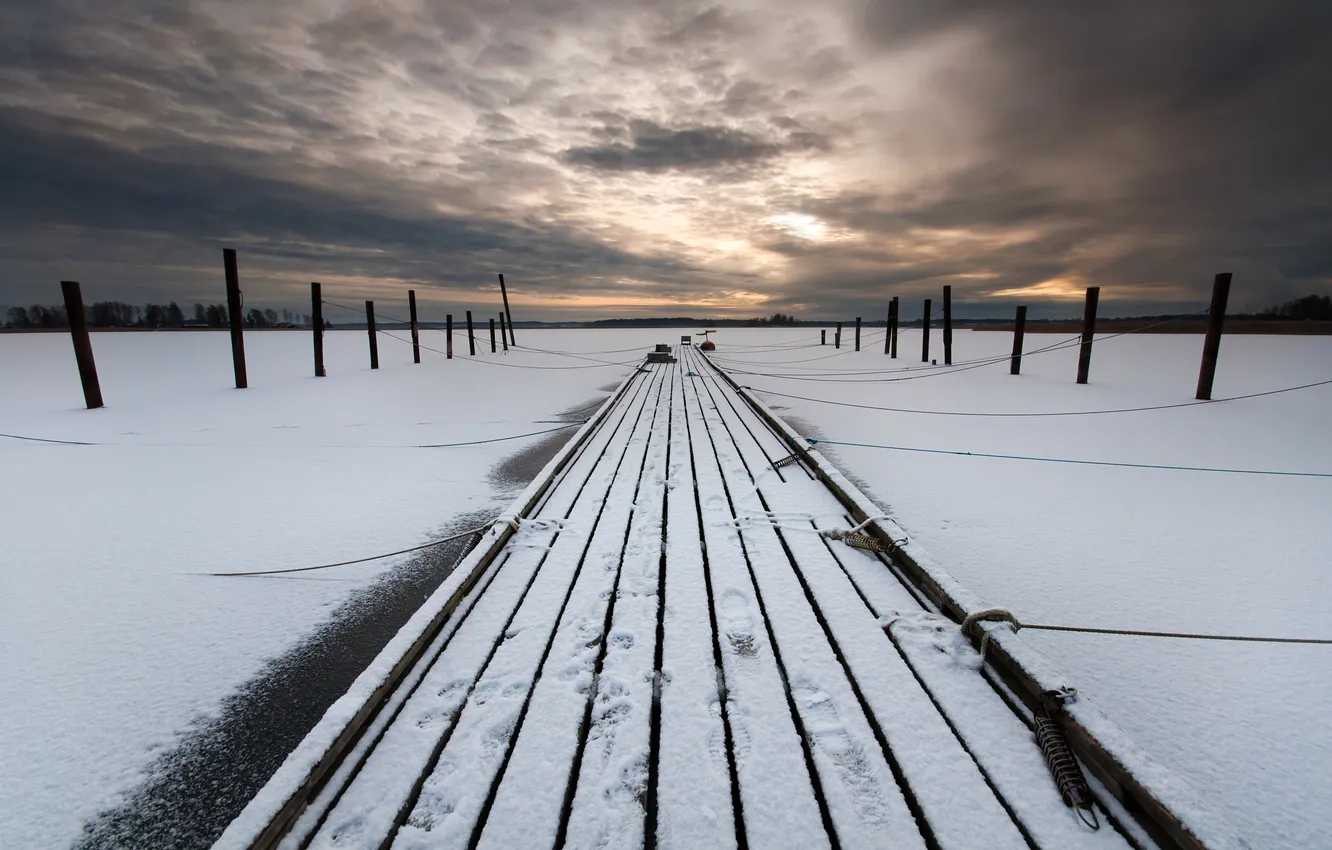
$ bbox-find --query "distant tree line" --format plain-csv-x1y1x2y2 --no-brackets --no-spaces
3,301,313,329
588,312,802,327
1257,294,1332,321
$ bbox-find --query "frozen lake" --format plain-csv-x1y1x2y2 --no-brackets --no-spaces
2,326,1329,847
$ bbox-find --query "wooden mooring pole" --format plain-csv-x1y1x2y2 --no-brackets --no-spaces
1010,305,1027,375
1077,286,1100,384
499,314,509,352
489,318,497,353
466,311,476,356
223,248,248,389
821,329,826,345
1196,273,1232,400
446,314,453,359
922,298,931,362
408,290,421,364
890,296,899,358
835,321,842,349
60,280,103,409
498,274,515,344
365,301,379,369
943,285,953,365
311,283,325,377
854,316,862,351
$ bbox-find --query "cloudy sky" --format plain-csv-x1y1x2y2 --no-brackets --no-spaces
2,0,1328,320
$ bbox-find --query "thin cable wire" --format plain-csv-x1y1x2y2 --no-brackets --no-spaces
965,611,1332,646
748,377,1332,417
716,309,1207,379
209,523,492,576
0,421,585,449
800,436,1332,478
378,329,640,369
321,298,412,327
1018,622,1332,645
715,333,1079,376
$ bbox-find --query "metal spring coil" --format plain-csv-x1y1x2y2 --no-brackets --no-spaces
839,532,891,553
1034,709,1100,829
773,453,802,469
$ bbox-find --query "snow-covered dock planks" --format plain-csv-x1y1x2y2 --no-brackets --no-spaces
223,353,1143,850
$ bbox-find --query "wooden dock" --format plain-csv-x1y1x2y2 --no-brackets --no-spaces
217,347,1220,850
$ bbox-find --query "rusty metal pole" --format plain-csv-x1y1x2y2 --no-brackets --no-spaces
223,248,248,388
311,282,325,377
365,301,379,369
1010,305,1027,375
498,273,515,345
943,285,953,365
922,298,931,362
408,289,421,364
890,296,899,358
60,280,103,408
1196,273,1232,400
1077,286,1100,384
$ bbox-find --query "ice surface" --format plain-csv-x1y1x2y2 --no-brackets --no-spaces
719,327,1332,847
0,329,637,848
5,325,1329,848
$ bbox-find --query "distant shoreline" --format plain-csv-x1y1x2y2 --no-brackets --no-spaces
4,319,1331,334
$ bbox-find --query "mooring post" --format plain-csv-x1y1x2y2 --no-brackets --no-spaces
821,329,826,345
883,306,891,354
365,301,379,369
311,282,325,377
1196,273,1233,400
499,313,509,352
498,273,515,344
922,298,931,362
1010,305,1027,375
446,314,453,359
835,321,842,348
408,289,421,364
489,317,497,353
222,248,248,389
1077,286,1100,384
890,296,899,358
60,280,103,409
466,310,476,355
854,316,862,351
943,285,953,365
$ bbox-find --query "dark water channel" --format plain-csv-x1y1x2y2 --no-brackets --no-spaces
75,399,604,849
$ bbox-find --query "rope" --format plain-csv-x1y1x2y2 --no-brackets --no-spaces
800,436,1332,478
209,523,492,576
962,609,1332,646
748,377,1332,417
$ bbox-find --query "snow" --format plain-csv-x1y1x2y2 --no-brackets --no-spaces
717,326,1332,847
4,324,1328,848
0,329,637,849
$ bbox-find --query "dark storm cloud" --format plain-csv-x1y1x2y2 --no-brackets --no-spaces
0,106,695,310
1,0,1329,319
564,120,800,173
777,0,1332,314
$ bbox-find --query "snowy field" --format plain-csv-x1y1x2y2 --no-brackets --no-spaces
2,325,1329,847
715,326,1332,847
0,328,637,848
